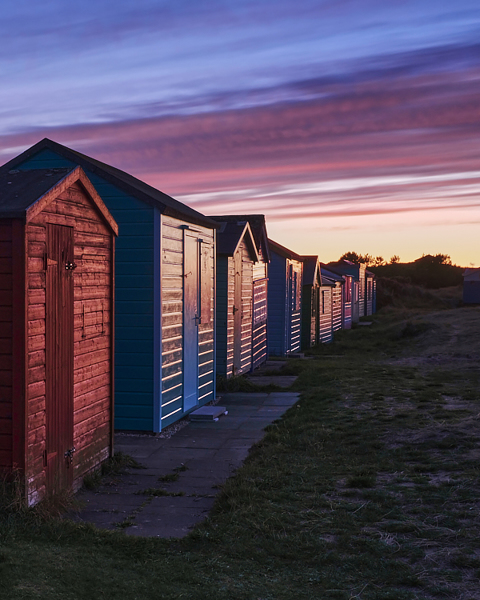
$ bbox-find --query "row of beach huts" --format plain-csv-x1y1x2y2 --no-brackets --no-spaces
0,139,376,504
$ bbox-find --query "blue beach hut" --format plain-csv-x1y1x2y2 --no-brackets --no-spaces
268,239,303,356
3,139,218,432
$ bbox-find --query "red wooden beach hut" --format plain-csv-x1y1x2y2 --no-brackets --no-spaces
0,167,117,505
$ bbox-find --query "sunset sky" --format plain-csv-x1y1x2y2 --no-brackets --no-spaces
1,0,479,265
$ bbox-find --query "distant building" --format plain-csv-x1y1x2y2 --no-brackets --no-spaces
463,268,480,304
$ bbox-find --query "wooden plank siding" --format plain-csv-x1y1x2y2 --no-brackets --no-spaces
252,277,268,369
287,259,303,353
319,286,333,343
267,244,303,356
160,216,215,427
24,182,114,504
342,276,353,330
216,239,254,378
331,283,343,332
0,220,13,469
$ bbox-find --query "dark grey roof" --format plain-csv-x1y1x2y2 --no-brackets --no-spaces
268,238,303,262
301,256,320,286
1,138,218,230
326,259,361,279
210,214,270,262
214,219,258,260
320,263,345,283
0,167,74,218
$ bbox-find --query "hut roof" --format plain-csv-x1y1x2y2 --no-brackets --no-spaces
320,263,345,284
214,219,259,261
0,166,118,234
1,138,217,230
463,268,480,282
327,259,362,279
301,255,320,286
268,238,303,263
211,214,270,262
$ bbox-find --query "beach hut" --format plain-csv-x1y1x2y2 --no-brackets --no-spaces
3,139,217,432
301,256,321,349
327,260,365,323
365,270,376,316
463,269,480,304
268,240,303,356
211,218,259,377
0,166,117,505
318,274,334,344
320,264,344,333
211,215,270,371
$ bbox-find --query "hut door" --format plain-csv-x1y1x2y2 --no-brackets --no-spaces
183,233,199,411
233,248,242,374
45,224,75,495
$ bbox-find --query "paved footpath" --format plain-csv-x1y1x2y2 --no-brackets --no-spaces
70,392,299,538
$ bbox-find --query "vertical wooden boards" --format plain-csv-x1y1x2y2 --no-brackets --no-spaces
233,248,242,374
2,221,17,471
183,232,199,412
161,216,215,428
252,278,268,369
319,286,333,343
45,224,74,495
25,182,114,504
332,283,343,332
287,259,302,354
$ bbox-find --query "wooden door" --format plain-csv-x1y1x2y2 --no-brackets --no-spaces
183,233,199,411
233,249,242,374
45,224,75,495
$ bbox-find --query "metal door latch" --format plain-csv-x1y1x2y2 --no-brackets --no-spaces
64,447,76,466
65,262,77,270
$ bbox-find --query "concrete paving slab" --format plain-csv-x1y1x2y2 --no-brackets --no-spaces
249,376,298,387
69,391,300,537
189,405,226,420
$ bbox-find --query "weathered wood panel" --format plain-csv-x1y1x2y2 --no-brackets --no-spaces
332,283,343,332
0,220,13,468
23,181,114,503
319,286,333,343
161,216,215,426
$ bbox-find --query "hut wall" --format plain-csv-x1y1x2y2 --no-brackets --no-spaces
14,149,156,431
365,277,373,316
267,252,286,356
343,276,353,329
215,255,229,377
161,216,215,426
358,264,366,318
301,285,318,349
239,241,254,374
216,239,253,377
319,286,333,343
287,259,302,353
0,220,14,470
25,182,113,504
332,283,343,332
268,253,302,355
252,260,268,369
252,277,268,369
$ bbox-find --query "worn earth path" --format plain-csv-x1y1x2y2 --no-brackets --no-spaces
70,392,299,538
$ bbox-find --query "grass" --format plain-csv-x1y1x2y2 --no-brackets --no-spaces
1,301,480,599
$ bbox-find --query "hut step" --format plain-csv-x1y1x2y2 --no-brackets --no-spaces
189,406,227,421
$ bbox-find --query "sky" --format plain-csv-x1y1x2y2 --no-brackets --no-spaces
1,0,479,266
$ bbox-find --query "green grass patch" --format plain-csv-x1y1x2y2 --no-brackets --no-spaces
2,306,480,598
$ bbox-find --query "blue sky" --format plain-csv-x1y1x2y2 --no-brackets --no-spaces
1,0,480,263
